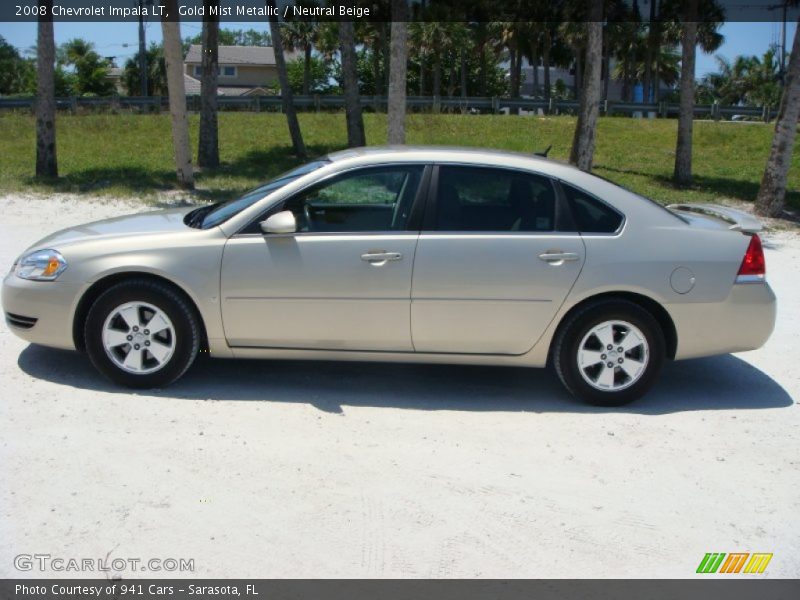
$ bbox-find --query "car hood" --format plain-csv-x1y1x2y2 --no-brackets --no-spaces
26,207,197,251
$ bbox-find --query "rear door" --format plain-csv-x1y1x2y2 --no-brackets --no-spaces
411,165,586,354
221,164,428,351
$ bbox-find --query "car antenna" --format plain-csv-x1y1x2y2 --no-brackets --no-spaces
534,144,552,158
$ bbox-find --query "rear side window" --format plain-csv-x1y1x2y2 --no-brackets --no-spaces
434,166,556,232
562,183,624,233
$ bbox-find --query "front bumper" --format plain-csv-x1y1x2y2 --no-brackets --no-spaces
667,282,777,360
2,272,81,350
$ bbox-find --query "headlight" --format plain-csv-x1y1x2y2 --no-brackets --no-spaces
14,249,67,281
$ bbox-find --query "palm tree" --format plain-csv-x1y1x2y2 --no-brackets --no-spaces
122,44,167,96
611,25,646,102
621,42,681,100
570,1,603,171
160,0,193,188
339,18,365,147
36,0,57,179
673,0,699,187
755,18,800,217
702,50,782,107
198,0,220,169
268,0,306,158
281,1,319,96
387,0,407,144
559,21,587,100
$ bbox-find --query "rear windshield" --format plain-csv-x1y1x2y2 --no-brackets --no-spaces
590,172,687,224
200,160,329,229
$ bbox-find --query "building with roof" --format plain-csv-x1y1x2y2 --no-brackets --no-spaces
184,45,296,96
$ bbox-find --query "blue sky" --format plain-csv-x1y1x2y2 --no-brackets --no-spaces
0,20,796,78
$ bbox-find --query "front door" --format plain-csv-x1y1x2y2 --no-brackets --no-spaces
411,165,586,354
221,165,426,351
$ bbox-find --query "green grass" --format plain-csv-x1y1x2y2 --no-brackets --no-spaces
0,111,797,209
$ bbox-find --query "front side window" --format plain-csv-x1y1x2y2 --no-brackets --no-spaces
200,160,329,229
561,183,624,233
278,166,424,233
434,166,556,232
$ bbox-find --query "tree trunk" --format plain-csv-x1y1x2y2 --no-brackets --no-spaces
383,23,391,96
644,0,657,103
268,0,306,158
198,0,219,169
433,56,442,98
543,28,551,103
509,44,517,97
460,47,468,100
651,23,663,104
303,42,311,96
532,40,539,97
161,0,193,188
673,11,698,187
35,0,57,179
447,60,456,98
573,51,582,100
479,43,487,97
339,19,366,147
387,0,407,145
419,56,425,96
755,19,800,217
372,35,381,97
602,32,610,102
569,6,603,171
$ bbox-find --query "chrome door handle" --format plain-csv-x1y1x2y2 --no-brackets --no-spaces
538,251,580,263
361,251,403,264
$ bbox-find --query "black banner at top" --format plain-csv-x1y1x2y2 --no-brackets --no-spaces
1,0,798,23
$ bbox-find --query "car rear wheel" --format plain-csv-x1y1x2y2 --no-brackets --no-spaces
553,299,665,406
84,279,200,388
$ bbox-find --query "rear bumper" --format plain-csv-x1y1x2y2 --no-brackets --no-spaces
667,282,776,360
2,273,79,350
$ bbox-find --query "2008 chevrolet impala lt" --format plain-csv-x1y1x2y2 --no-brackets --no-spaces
2,147,777,405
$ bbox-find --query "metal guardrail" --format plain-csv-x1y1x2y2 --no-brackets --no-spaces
0,95,780,121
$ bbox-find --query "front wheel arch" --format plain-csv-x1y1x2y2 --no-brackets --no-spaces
73,272,208,354
549,291,677,364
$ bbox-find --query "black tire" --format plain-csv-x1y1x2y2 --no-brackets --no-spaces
83,278,200,388
553,299,665,406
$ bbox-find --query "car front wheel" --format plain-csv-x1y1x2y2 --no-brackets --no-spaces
84,279,200,388
553,299,665,406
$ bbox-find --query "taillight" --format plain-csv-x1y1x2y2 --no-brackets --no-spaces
736,234,765,282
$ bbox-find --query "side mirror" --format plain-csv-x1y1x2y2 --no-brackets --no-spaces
260,210,296,234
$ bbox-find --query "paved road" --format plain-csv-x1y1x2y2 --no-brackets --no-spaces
1,195,798,578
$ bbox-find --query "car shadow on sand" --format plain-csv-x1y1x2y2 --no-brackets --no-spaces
16,345,794,415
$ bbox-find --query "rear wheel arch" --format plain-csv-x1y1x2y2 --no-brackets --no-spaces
72,272,209,353
550,291,678,362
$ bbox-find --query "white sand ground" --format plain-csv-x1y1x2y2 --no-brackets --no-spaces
0,194,798,578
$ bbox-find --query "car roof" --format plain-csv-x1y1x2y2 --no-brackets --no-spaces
325,145,601,184
327,145,552,166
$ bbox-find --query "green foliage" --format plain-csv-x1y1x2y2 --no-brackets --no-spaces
122,43,167,96
286,56,333,95
0,36,35,96
183,28,271,52
700,48,783,107
57,38,115,96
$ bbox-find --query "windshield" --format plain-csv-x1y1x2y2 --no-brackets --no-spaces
199,160,329,229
